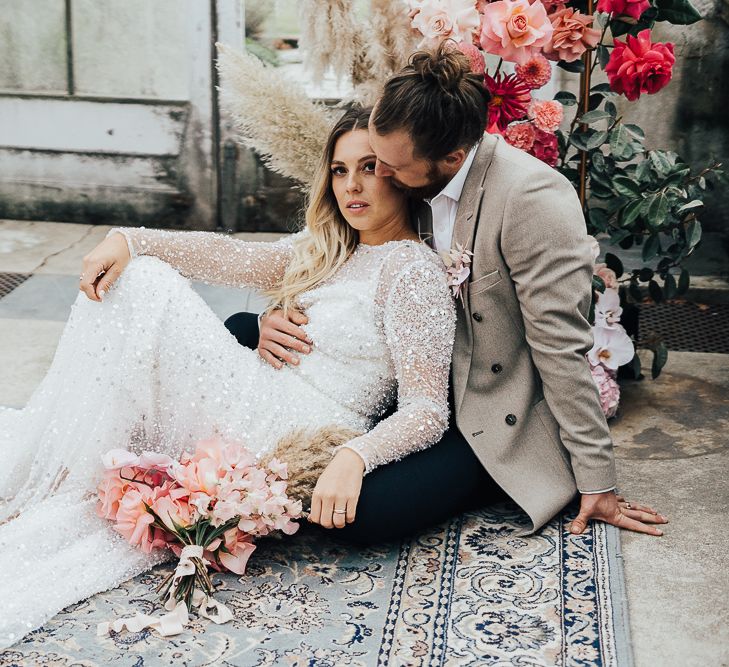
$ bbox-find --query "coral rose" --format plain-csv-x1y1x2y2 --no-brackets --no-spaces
605,29,675,101
504,121,537,150
529,99,563,131
515,54,552,89
596,0,651,20
543,8,601,62
479,0,554,64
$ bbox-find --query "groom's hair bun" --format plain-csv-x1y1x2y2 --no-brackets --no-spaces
372,41,490,162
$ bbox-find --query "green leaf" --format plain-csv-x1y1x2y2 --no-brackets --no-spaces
613,176,642,197
677,268,690,294
589,206,610,231
590,83,619,97
580,110,613,124
686,219,702,249
597,45,610,70
586,131,609,150
626,352,643,380
649,150,677,176
610,124,640,160
620,199,644,227
609,228,631,245
642,234,661,261
605,252,624,278
664,272,677,299
629,279,643,301
649,279,664,302
677,199,703,214
555,90,578,106
651,342,669,379
605,101,618,118
558,59,585,73
655,0,702,24
639,267,654,282
647,193,669,228
623,124,646,140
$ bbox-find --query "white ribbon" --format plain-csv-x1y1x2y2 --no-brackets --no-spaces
97,544,233,638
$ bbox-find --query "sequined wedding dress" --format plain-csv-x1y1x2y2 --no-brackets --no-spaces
0,226,456,648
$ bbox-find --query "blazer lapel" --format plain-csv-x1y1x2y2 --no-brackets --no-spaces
451,134,499,251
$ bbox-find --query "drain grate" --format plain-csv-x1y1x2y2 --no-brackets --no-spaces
0,272,31,299
637,301,729,354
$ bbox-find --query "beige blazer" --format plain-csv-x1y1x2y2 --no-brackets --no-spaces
417,133,617,535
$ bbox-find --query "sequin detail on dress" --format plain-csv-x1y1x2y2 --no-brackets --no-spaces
0,226,455,648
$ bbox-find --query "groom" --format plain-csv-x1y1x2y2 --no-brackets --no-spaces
225,43,667,542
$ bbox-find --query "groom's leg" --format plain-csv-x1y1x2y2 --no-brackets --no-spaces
223,311,260,350
335,426,508,545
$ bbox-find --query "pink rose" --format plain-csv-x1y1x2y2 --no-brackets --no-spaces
96,471,131,521
605,29,675,101
504,121,537,150
218,529,257,575
595,263,618,290
596,0,651,20
410,0,481,48
529,99,563,131
151,493,196,533
479,0,554,65
543,8,601,63
113,486,155,551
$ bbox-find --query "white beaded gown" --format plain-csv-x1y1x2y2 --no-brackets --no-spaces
0,226,456,649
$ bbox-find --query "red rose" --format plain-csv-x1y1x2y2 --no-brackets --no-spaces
605,29,675,101
530,129,559,166
596,0,650,20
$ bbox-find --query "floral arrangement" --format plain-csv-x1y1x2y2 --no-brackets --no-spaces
442,243,475,302
96,436,302,636
400,0,724,414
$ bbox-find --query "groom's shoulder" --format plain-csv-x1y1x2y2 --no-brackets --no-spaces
483,134,573,192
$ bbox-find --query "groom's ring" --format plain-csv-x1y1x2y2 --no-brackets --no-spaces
333,509,346,514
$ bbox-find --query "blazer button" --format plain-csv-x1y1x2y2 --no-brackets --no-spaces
472,312,483,322
491,363,503,374
505,413,517,426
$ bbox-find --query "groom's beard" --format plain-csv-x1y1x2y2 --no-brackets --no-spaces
391,162,452,200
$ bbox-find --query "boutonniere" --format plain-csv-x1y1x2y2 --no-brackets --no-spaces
440,242,474,304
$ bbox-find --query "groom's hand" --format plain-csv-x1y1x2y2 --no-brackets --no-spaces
258,309,313,369
568,491,668,536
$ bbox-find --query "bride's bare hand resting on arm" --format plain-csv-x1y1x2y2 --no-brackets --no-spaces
78,231,131,302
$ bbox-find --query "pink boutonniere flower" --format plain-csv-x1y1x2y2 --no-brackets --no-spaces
441,242,474,303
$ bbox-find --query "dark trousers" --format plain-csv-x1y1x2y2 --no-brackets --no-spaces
224,312,507,545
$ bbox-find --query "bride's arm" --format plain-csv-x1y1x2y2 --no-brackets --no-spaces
333,253,456,474
105,226,302,291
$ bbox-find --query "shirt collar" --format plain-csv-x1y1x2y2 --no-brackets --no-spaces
428,141,480,204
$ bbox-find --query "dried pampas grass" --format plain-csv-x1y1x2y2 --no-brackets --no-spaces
215,43,333,187
299,0,365,84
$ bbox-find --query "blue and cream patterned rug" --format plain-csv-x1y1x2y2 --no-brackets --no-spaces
0,501,632,666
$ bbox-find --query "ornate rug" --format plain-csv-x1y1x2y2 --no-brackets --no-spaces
0,501,632,666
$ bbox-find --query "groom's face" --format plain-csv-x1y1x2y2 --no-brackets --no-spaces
368,124,461,200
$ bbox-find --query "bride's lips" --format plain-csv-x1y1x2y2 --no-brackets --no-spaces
345,200,370,214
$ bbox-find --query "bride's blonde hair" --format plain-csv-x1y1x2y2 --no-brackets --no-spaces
264,106,373,315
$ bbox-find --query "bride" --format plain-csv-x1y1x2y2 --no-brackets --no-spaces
0,105,456,649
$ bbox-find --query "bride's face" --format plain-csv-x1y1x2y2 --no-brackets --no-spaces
330,129,408,234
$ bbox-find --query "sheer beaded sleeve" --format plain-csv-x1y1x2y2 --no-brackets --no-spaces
106,226,303,291
333,245,456,474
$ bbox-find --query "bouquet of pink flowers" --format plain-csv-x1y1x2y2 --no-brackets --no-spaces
96,436,302,635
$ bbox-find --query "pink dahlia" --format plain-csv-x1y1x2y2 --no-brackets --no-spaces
504,121,537,150
605,29,675,101
515,54,552,89
529,128,559,166
543,8,601,63
484,71,531,130
529,99,563,131
597,0,651,20
458,40,486,75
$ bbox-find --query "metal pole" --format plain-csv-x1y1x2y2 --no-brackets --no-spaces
577,0,594,211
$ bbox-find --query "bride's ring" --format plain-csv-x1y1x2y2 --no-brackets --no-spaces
625,502,632,509
79,275,84,280
332,509,346,514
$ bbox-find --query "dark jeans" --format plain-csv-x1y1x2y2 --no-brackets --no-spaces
223,312,507,545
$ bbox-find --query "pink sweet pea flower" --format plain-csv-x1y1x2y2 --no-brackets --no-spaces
137,451,175,471
101,448,140,470
218,529,257,575
479,0,554,65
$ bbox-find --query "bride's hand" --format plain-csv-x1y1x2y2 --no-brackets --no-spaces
308,448,365,529
79,232,132,302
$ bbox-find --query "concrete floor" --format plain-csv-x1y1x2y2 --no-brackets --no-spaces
1,220,728,666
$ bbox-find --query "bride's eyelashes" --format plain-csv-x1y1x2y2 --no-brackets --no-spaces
330,162,377,177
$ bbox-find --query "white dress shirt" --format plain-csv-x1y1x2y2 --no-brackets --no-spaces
425,143,479,252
